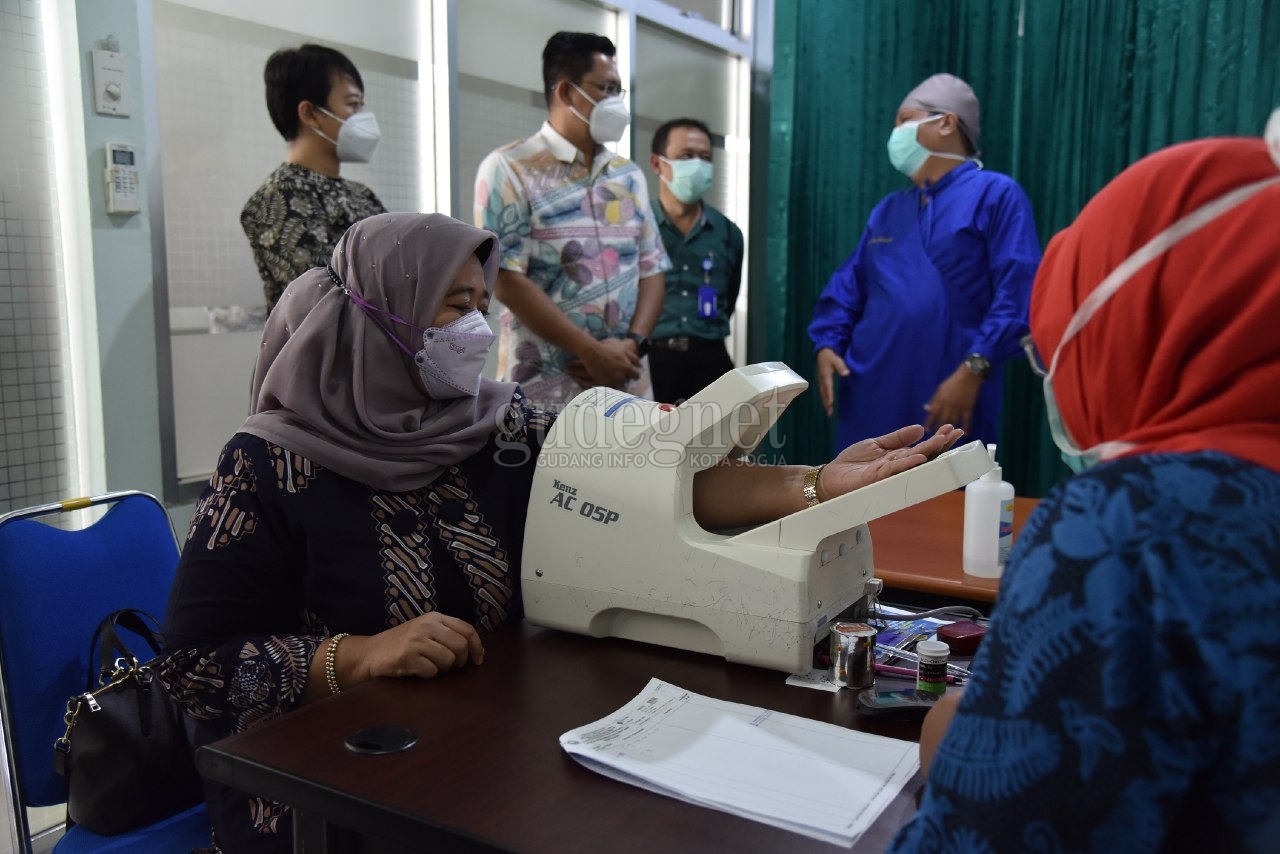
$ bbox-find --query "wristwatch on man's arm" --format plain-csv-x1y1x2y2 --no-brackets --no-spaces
623,331,651,358
963,353,992,379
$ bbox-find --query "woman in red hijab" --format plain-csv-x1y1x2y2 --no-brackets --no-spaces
891,117,1280,853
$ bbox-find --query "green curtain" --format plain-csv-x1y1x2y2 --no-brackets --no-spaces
758,0,1280,496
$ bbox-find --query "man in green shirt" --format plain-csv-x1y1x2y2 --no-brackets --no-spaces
647,118,745,403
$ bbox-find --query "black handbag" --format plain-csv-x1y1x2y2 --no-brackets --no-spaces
52,609,204,835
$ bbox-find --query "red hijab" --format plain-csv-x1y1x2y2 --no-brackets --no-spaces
1030,134,1280,475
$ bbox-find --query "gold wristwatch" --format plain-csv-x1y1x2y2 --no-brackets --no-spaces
803,464,826,507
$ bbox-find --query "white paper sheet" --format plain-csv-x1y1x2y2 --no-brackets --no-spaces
560,678,919,847
785,668,844,692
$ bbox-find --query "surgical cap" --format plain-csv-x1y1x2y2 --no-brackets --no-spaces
899,73,981,151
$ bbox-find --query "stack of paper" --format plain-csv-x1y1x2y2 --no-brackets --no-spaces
560,678,919,846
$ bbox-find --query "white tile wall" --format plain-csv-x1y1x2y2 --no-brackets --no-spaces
0,0,74,843
457,80,548,220
0,0,75,517
155,12,419,310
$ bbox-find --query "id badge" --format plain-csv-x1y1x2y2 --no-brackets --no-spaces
697,286,718,319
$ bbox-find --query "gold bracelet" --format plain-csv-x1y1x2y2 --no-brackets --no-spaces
325,632,350,696
803,464,827,507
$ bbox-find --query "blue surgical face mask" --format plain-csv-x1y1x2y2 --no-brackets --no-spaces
659,156,714,204
1023,334,1097,473
1042,377,1095,474
888,114,968,178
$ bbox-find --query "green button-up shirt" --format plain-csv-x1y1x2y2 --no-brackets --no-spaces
651,200,744,341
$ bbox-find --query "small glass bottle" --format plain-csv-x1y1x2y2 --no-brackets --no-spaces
916,640,950,695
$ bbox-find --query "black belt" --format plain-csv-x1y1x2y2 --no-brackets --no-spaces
651,336,722,352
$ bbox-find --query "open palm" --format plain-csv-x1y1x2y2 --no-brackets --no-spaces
818,424,964,501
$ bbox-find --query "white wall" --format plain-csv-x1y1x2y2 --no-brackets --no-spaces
0,0,78,516
162,0,419,60
77,0,167,496
456,0,613,88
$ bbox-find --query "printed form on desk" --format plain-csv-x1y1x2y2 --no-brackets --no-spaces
559,678,919,846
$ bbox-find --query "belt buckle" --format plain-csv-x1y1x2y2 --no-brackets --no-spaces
670,336,690,351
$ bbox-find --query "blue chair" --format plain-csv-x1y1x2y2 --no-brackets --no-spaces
0,492,209,853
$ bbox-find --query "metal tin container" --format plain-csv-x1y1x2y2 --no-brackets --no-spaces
829,622,877,690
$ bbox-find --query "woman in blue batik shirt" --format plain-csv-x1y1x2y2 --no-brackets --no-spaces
890,122,1280,852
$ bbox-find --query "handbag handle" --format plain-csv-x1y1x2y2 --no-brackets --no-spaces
87,609,165,689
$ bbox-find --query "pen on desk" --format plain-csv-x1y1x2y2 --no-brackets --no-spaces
873,663,963,684
875,643,972,678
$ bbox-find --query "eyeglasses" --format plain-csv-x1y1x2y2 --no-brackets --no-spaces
1021,334,1048,377
579,79,626,99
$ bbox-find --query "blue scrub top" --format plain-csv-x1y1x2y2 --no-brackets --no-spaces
808,162,1040,451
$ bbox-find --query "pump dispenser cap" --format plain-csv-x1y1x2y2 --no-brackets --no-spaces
982,443,1002,482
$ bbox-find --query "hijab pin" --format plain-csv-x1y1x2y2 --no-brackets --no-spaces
324,264,350,295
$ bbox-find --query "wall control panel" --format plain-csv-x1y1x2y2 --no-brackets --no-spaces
92,49,130,116
105,142,140,214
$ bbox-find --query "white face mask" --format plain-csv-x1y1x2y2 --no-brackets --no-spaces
415,310,495,399
569,82,630,144
315,107,382,163
1042,112,1280,470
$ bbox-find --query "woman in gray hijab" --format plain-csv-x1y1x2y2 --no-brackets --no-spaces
160,212,961,853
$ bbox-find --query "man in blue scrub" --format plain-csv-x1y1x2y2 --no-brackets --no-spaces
809,73,1040,451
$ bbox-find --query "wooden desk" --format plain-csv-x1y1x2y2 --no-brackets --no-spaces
197,623,925,853
869,491,1040,603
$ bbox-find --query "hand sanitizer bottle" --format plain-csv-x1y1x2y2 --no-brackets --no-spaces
963,444,1016,578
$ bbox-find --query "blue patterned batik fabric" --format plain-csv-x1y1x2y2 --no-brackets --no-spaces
889,451,1280,853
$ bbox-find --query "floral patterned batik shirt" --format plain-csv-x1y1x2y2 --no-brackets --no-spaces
241,163,386,314
888,451,1280,853
475,122,671,408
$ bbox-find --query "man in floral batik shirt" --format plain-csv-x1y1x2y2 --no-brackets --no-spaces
474,31,670,408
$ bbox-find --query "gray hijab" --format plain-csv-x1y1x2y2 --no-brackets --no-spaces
241,212,518,492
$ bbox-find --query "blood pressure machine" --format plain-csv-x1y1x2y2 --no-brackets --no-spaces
520,363,993,674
